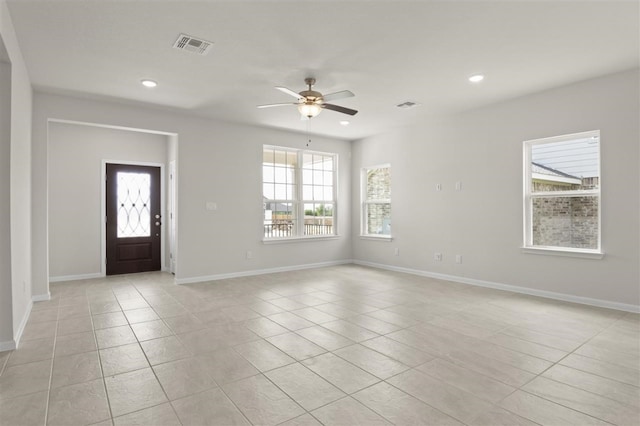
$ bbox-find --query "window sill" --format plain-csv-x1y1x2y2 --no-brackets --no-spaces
360,235,393,242
263,235,341,244
522,246,604,259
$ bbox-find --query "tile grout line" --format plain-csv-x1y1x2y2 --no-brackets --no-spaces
111,279,169,423
214,375,262,426
89,288,116,424
0,345,12,377
138,324,188,425
259,367,338,423
139,287,189,426
381,369,475,425
42,300,61,426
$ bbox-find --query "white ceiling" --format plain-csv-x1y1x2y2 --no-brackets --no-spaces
6,1,639,140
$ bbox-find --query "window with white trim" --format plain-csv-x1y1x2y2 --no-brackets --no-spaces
262,146,337,240
361,165,391,237
523,130,601,254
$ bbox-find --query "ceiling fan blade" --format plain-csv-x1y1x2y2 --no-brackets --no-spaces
321,90,354,102
257,103,297,109
275,86,304,100
322,103,358,116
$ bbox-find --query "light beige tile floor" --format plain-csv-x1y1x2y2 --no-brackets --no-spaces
0,265,638,425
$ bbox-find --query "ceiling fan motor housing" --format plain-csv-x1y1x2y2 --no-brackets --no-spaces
299,90,323,102
301,78,322,102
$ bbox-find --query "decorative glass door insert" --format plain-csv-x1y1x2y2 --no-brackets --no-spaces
117,171,151,238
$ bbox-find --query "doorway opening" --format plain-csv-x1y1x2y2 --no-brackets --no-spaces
46,120,178,283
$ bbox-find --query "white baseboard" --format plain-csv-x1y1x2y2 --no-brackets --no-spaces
49,272,103,283
0,340,16,352
0,297,35,352
32,292,51,302
353,260,640,313
175,260,352,285
13,299,33,349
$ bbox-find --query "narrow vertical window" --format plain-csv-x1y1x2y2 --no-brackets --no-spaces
523,131,601,256
302,153,335,237
362,165,391,237
263,147,298,238
263,146,337,240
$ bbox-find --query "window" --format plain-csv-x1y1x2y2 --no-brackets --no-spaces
361,165,391,237
263,145,337,240
116,171,151,238
523,130,601,256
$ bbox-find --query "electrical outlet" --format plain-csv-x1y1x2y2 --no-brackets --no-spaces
394,248,399,256
455,254,462,264
206,201,217,211
436,183,442,191
434,253,442,262
455,181,462,191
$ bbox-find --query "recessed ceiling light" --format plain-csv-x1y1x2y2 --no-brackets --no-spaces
468,74,484,83
141,79,157,88
340,121,350,126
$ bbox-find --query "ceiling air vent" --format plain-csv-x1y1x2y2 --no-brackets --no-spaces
173,34,213,55
396,101,422,109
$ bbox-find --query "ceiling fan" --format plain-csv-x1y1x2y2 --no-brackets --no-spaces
258,78,358,119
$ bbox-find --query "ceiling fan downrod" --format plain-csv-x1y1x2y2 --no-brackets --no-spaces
304,78,316,90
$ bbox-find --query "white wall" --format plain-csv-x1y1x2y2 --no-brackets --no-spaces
1,0,33,349
0,50,12,347
32,93,352,292
48,122,168,279
352,69,640,309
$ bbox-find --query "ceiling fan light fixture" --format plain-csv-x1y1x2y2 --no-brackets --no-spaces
298,102,322,118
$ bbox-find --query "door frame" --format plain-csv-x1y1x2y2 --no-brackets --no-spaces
101,159,166,277
168,160,177,274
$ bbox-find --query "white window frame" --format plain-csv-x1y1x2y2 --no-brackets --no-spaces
361,164,392,240
262,145,338,242
522,130,602,259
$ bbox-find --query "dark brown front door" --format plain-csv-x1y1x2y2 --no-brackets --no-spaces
106,163,161,275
